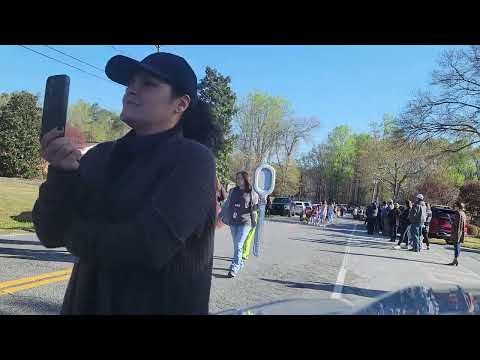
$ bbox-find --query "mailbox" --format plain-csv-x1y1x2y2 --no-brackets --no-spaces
252,164,276,257
253,164,276,198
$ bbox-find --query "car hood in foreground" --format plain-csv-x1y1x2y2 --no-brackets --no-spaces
216,283,480,315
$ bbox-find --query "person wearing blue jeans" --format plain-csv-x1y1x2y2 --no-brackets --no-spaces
408,194,427,252
225,171,259,278
448,202,467,266
454,243,461,259
410,224,423,252
229,224,252,273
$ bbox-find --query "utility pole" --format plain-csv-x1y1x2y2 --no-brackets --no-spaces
154,45,161,53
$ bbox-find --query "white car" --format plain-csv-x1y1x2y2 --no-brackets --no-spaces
294,201,311,216
294,202,304,215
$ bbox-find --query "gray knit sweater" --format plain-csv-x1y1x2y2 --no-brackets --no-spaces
33,126,216,314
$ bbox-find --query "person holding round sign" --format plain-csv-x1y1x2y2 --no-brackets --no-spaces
224,171,259,278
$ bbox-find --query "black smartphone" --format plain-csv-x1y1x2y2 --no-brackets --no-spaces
41,75,70,139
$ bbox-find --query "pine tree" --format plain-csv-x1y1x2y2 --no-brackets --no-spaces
0,91,42,178
198,67,237,185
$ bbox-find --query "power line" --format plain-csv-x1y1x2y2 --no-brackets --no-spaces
44,45,104,73
109,45,135,58
18,45,118,86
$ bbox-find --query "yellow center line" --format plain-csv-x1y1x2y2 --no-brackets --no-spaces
0,275,71,296
0,268,72,296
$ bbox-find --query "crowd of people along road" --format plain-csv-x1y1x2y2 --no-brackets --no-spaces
364,194,467,266
307,201,340,227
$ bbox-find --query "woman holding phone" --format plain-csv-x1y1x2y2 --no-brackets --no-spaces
33,52,221,314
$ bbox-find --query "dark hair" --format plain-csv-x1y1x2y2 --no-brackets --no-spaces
236,171,252,193
170,87,223,153
455,201,465,211
406,200,412,208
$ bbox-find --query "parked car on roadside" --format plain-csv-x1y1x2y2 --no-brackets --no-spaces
270,197,295,216
429,205,468,243
294,202,306,216
295,201,312,216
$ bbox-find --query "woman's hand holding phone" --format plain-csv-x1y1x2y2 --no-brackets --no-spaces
41,127,82,171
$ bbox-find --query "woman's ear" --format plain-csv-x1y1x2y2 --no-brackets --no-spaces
175,95,191,114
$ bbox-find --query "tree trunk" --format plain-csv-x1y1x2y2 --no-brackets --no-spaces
392,162,399,202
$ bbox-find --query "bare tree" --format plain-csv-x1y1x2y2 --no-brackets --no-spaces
235,92,290,174
398,46,480,153
359,136,436,202
274,117,320,191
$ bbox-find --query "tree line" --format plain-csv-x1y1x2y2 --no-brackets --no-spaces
0,66,238,183
228,46,480,218
2,46,480,217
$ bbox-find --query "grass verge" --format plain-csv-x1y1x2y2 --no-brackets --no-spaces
0,177,41,234
429,236,480,250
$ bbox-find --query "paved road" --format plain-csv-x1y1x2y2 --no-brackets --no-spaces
2,215,480,314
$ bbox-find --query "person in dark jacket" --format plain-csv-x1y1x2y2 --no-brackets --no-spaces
389,203,402,242
386,200,395,237
381,201,392,237
408,194,427,252
266,195,272,217
377,202,385,234
33,52,220,314
394,200,412,249
448,202,467,266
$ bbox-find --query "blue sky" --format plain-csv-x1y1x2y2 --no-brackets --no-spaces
0,45,465,153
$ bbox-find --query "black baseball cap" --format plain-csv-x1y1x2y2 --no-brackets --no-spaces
105,52,198,105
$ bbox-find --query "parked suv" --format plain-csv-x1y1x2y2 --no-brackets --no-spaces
270,197,294,216
429,205,468,243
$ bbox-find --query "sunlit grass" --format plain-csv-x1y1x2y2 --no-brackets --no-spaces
0,177,40,234
429,236,480,250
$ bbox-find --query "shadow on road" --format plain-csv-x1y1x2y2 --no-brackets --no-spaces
213,267,230,272
318,232,391,243
0,246,74,263
214,256,233,262
260,278,388,298
266,217,301,225
212,273,231,279
0,294,62,315
0,238,42,246
291,237,395,250
10,211,33,223
312,248,449,266
310,224,382,237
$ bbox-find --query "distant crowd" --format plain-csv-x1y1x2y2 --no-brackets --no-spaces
363,195,466,266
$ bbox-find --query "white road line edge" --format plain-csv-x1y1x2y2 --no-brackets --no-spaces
331,223,357,300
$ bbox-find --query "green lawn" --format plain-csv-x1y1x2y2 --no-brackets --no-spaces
0,177,41,234
429,236,480,250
